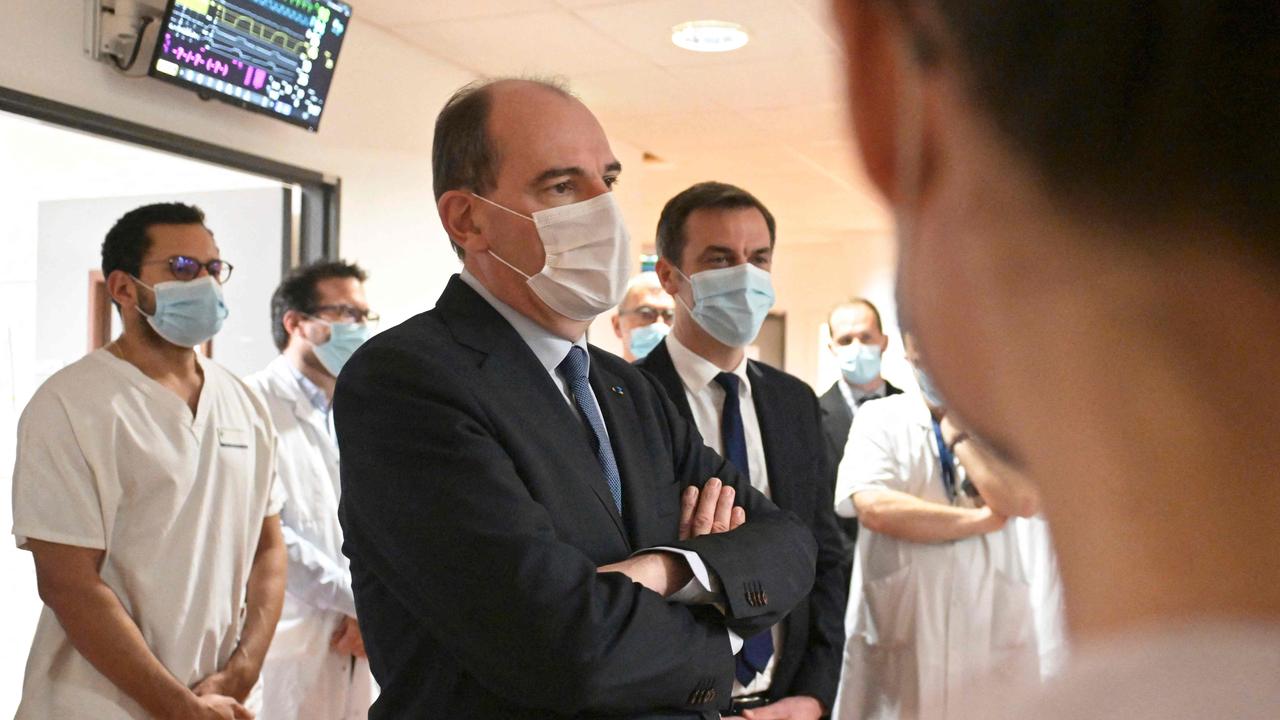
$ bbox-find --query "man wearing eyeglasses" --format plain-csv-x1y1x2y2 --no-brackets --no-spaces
611,271,675,361
248,260,379,720
11,202,286,720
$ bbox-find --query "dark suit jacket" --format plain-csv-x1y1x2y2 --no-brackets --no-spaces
636,341,848,713
818,379,903,471
334,276,817,719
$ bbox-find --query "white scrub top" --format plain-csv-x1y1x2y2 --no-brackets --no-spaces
248,356,376,719
832,393,1040,720
11,348,283,720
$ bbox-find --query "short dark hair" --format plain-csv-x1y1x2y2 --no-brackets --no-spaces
829,297,885,336
432,77,573,259
101,202,208,281
270,260,368,351
884,1,1280,262
655,181,777,268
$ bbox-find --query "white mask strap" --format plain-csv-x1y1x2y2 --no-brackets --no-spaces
473,193,534,223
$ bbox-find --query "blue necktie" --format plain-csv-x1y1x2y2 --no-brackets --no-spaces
559,346,623,513
713,372,774,686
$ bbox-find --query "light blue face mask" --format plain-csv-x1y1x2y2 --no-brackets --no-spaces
134,275,228,348
675,263,776,348
311,320,374,377
914,365,945,408
837,342,884,385
628,322,669,360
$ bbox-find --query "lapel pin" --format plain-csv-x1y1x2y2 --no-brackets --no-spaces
611,385,626,396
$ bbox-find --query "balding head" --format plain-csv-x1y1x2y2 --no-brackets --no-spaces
431,77,578,258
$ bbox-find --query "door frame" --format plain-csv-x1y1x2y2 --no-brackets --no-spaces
0,85,340,265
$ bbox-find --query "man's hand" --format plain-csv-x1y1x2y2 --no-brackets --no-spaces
184,693,254,720
678,477,747,540
597,477,748,595
191,648,256,703
330,616,367,659
723,695,824,720
597,552,693,597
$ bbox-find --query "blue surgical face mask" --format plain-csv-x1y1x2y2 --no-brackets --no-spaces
133,275,228,348
674,263,776,348
914,365,945,408
837,342,883,386
628,322,669,360
311,320,374,377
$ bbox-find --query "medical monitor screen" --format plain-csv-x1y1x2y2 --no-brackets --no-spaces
149,0,353,131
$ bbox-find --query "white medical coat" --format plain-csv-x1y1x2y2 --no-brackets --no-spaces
247,357,375,720
832,394,1040,720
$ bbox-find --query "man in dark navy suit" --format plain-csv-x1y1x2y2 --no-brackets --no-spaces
334,79,817,719
637,182,847,719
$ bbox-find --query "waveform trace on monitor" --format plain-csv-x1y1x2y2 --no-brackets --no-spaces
148,0,352,131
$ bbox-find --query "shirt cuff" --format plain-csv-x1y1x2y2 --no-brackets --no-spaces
637,547,723,606
726,627,744,654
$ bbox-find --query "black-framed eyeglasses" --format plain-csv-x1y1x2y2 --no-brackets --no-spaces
622,306,674,324
140,255,234,283
308,304,380,325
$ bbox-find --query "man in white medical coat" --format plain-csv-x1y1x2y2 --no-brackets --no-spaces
833,332,1041,719
250,260,378,719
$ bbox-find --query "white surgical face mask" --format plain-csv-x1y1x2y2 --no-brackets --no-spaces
674,263,776,348
475,192,631,321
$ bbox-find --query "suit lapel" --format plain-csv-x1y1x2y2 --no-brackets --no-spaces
589,357,648,549
637,341,696,421
747,362,794,511
438,277,629,546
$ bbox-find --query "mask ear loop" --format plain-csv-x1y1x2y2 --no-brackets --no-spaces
472,193,539,280
668,265,699,316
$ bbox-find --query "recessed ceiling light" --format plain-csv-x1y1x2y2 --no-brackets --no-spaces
671,20,749,53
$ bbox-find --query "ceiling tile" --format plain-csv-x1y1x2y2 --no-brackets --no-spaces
570,67,722,118
393,10,653,76
667,53,845,112
574,0,840,69
353,0,560,25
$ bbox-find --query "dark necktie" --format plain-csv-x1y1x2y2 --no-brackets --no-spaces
559,346,622,513
712,372,774,686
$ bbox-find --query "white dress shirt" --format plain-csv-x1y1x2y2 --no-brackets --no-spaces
664,333,784,697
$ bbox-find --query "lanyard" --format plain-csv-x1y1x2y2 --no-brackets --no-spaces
931,418,957,503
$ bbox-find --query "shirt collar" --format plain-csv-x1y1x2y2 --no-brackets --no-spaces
287,362,331,415
665,332,751,397
459,270,588,377
839,376,887,410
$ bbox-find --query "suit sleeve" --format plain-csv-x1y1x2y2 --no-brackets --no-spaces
335,344,735,716
786,393,849,712
638,370,819,639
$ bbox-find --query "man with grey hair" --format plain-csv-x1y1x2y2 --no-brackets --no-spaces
612,271,675,361
335,78,816,719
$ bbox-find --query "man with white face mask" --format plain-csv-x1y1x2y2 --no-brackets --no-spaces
11,203,286,720
638,181,848,719
832,331,1039,720
834,1,1280,718
334,79,817,719
611,272,675,362
819,299,903,565
248,260,378,720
